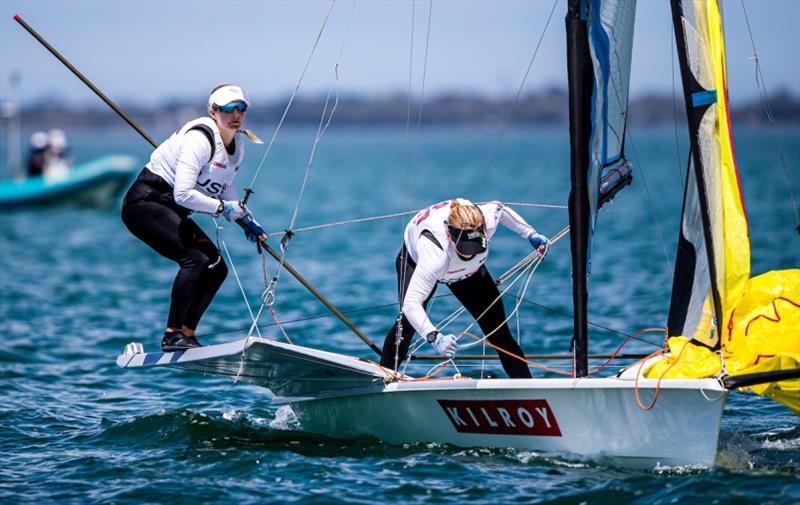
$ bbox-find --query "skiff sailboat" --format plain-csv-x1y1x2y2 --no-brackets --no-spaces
115,0,799,468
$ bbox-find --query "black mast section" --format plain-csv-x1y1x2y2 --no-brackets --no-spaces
566,0,593,377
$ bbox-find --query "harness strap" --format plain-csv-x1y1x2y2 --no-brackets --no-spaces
420,229,443,250
187,124,216,163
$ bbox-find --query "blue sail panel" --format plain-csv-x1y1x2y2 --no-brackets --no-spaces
586,0,636,241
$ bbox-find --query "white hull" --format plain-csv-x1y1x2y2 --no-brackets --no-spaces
118,337,728,468
290,378,727,468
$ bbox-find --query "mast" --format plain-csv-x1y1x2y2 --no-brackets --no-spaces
565,0,593,377
565,0,636,376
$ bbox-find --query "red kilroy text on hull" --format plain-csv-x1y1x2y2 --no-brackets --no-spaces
437,399,562,436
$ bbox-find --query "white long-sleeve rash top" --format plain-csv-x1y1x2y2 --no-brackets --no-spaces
401,199,537,338
145,117,244,214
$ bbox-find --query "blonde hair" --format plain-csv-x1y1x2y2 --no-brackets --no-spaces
448,200,484,229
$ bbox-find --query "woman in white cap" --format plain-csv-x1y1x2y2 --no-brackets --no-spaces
121,83,266,352
379,198,549,378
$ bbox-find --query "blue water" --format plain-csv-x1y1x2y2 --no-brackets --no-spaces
1,125,798,504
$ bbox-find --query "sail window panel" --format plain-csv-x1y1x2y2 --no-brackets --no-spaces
680,16,714,91
676,165,712,339
698,105,727,322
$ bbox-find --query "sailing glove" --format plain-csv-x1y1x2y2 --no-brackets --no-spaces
432,333,458,359
237,214,267,255
221,200,247,222
528,232,550,253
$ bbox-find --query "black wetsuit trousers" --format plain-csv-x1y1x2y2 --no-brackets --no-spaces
121,169,228,331
379,245,532,378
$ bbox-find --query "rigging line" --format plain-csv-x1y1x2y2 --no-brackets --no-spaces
263,201,567,237
266,209,419,236
504,292,664,349
396,0,417,348
269,305,294,344
409,0,433,214
740,0,800,231
194,280,659,351
587,327,665,376
246,0,336,192
603,24,666,296
286,1,355,234
194,294,454,339
622,129,674,273
443,248,543,337
402,0,416,221
670,23,685,189
221,240,262,338
403,256,541,375
496,226,568,285
249,2,355,332
461,253,542,348
497,202,568,209
601,42,673,273
474,0,559,198
247,288,270,338
460,331,572,376
397,1,432,368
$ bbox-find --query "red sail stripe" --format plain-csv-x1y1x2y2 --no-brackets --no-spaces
744,296,800,337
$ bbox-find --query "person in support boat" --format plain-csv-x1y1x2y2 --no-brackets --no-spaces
121,83,266,352
379,198,549,378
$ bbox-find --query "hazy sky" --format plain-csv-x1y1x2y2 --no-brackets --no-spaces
0,0,798,107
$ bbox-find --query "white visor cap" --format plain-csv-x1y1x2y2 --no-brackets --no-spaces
208,85,250,109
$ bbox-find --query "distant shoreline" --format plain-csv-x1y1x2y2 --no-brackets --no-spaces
8,88,799,130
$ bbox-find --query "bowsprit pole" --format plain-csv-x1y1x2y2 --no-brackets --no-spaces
14,14,382,356
13,15,159,148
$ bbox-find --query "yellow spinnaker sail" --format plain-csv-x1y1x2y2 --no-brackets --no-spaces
706,0,750,334
650,270,800,414
649,0,798,414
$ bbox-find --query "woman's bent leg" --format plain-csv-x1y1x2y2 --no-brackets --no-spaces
380,246,436,370
122,201,224,331
449,267,532,378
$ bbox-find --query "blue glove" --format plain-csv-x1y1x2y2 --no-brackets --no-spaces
528,232,550,253
432,333,458,359
236,213,267,254
221,200,246,222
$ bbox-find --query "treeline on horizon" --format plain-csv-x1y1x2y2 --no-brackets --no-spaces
14,87,800,130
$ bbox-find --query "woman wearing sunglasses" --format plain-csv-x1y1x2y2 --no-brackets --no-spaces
379,198,549,378
121,83,266,352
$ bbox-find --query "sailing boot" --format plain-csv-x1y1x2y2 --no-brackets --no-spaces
160,331,203,352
